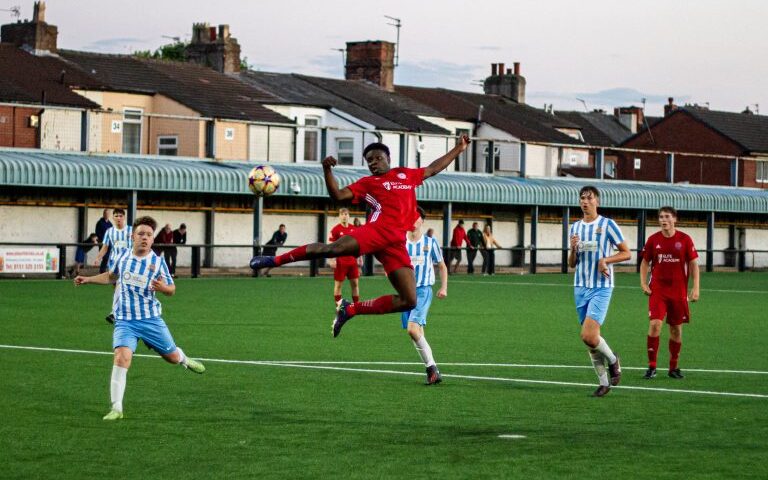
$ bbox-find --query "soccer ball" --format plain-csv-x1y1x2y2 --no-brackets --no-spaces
248,165,281,197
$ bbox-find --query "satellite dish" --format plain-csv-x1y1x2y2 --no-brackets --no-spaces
416,142,426,153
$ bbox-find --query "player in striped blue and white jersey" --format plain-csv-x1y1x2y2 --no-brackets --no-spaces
568,186,632,397
75,216,205,421
401,207,448,385
93,208,133,324
93,208,133,271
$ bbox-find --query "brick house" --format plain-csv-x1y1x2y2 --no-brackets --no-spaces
618,104,768,188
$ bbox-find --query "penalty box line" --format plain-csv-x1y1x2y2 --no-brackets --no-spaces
2,344,767,399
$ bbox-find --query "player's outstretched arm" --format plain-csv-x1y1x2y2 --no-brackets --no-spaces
423,134,471,179
74,271,114,286
322,156,354,201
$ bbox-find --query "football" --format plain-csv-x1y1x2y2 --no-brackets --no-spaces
247,165,281,196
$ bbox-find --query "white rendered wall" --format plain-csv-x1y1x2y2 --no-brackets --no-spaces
40,109,82,151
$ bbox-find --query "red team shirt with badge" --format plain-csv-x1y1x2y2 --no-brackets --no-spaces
344,167,425,273
329,223,358,267
642,230,698,323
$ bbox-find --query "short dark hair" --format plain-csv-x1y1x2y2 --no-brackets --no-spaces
658,206,677,217
113,208,126,216
279,224,286,228
132,216,157,232
179,223,187,229
363,142,390,158
416,206,426,220
579,186,600,198
458,219,464,225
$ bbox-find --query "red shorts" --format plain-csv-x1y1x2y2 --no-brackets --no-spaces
349,222,412,275
649,292,690,325
334,258,360,281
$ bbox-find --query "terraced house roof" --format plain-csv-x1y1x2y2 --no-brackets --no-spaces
2,149,767,213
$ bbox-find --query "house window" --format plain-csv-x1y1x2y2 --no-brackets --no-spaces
336,138,354,165
757,161,768,183
122,108,143,154
303,116,320,161
604,160,616,178
157,136,178,156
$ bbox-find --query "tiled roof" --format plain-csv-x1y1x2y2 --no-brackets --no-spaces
0,44,100,108
295,76,450,134
683,108,768,154
236,71,404,130
554,111,632,146
59,50,292,124
395,86,583,145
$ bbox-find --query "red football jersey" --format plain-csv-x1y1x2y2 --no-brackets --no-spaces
329,223,357,265
642,231,698,293
346,167,425,232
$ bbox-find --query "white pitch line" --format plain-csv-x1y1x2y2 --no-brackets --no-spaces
2,344,767,399
263,360,768,375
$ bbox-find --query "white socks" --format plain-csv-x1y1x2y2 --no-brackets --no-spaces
110,365,128,412
176,347,188,367
589,349,610,387
595,337,617,365
412,336,436,368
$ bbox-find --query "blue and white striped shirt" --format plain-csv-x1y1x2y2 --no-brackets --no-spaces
104,226,133,268
570,215,625,288
406,234,443,288
109,249,174,321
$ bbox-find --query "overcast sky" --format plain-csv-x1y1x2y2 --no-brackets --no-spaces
12,0,767,116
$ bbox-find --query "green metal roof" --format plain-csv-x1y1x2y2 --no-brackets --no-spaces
1,148,767,214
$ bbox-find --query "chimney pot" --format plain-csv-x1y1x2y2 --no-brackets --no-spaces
498,62,505,75
209,26,216,41
514,62,520,75
506,68,512,75
668,97,674,106
491,63,498,76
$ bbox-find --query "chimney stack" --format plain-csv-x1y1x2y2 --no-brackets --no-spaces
613,106,645,134
664,97,677,116
483,60,526,103
185,22,242,73
0,1,58,54
344,40,396,92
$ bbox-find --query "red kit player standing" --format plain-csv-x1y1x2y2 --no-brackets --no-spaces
640,206,700,380
250,135,471,337
328,208,360,305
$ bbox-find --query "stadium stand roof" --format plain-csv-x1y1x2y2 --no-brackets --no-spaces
2,149,767,213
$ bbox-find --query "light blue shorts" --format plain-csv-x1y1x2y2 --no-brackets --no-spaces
401,285,434,329
574,287,613,325
113,316,177,354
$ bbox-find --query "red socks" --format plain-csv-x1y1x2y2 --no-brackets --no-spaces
352,295,360,303
346,295,394,317
334,294,342,303
274,245,307,266
647,335,660,368
669,340,682,370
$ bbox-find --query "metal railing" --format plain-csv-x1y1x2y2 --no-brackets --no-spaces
1,242,766,279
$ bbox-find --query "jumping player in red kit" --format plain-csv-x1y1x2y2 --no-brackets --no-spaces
640,206,700,380
250,135,471,337
328,208,360,305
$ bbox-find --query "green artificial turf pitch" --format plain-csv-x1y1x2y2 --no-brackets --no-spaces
1,273,767,479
